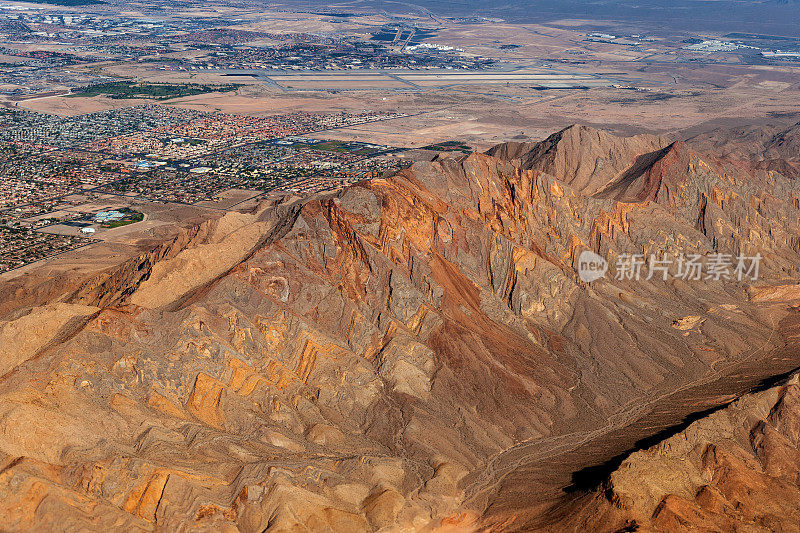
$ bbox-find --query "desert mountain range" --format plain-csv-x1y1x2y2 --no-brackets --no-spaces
2,123,800,531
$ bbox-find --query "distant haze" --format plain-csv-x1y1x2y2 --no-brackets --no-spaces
298,0,800,36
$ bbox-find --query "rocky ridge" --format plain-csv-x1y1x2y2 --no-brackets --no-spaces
546,372,800,532
1,124,800,531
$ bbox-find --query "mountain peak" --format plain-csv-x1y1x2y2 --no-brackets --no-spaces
488,125,668,195
3,123,800,531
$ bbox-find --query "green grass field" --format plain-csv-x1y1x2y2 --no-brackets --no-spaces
422,141,472,153
69,81,242,100
103,211,144,228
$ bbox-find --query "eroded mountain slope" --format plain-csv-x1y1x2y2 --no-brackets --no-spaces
0,125,799,531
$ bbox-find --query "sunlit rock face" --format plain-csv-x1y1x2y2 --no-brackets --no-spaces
547,374,800,533
2,124,800,531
